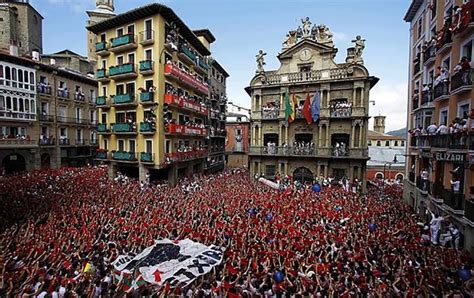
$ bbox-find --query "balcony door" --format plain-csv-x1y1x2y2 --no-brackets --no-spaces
118,139,125,151
146,139,152,154
145,20,152,39
126,82,135,96
129,139,136,153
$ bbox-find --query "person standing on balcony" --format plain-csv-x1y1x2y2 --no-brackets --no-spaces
421,168,429,191
436,122,449,134
461,56,472,84
427,122,438,135
451,176,461,194
429,211,445,245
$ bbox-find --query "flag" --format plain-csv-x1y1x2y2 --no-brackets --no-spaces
291,94,298,121
284,93,294,123
311,91,321,122
302,93,312,124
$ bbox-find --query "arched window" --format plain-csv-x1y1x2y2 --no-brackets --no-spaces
11,68,17,81
5,66,10,80
30,100,35,114
0,65,3,78
396,173,404,181
18,70,23,82
375,172,384,179
12,97,17,111
6,97,11,109
0,96,4,110
23,70,28,83
29,72,34,85
19,98,24,112
24,98,29,112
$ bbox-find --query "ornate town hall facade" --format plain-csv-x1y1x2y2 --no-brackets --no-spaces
247,18,378,189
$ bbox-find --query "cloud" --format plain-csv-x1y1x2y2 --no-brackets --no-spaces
368,83,408,132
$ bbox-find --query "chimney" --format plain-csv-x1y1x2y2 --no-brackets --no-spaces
374,116,386,134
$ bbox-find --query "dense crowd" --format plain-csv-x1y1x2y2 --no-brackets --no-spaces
0,167,473,296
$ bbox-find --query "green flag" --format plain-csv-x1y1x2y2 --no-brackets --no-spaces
284,93,294,123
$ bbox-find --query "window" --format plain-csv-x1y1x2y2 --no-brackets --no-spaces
100,33,106,42
417,16,422,39
165,139,171,153
102,86,107,96
265,165,276,178
118,139,125,151
129,139,135,153
115,112,125,123
126,82,135,94
0,96,4,110
117,28,124,37
368,140,372,146
376,140,381,146
442,56,450,70
116,84,124,95
145,19,152,39
128,53,135,64
145,49,152,61
127,24,135,35
401,141,405,147
76,129,82,141
117,56,124,65
101,59,107,69
394,140,399,146
101,112,107,123
462,40,473,62
103,139,108,150
439,108,449,125
458,100,470,118
145,80,153,91
75,108,81,121
385,140,390,146
60,127,67,138
145,140,152,153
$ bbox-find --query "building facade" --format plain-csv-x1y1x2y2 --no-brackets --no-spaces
0,0,43,56
226,113,250,168
247,19,378,188
367,116,406,181
0,51,98,173
404,0,474,252
206,57,228,173
87,3,221,185
86,0,116,64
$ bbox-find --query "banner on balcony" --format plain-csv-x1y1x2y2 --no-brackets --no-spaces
112,239,225,291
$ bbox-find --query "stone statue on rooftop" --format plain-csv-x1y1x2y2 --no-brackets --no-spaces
317,24,333,45
301,17,312,38
256,50,267,73
352,35,366,64
282,31,297,49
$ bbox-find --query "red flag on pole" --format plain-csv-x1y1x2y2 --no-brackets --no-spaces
302,93,312,124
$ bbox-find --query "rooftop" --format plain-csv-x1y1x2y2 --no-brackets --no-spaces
403,0,424,22
368,130,406,141
87,3,210,56
368,146,406,167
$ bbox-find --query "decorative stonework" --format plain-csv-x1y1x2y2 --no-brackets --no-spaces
282,17,334,50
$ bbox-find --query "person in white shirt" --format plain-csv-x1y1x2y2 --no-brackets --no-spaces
451,177,461,194
430,211,445,245
426,122,438,135
436,123,449,134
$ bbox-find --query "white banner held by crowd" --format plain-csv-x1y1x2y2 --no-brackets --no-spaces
112,239,225,290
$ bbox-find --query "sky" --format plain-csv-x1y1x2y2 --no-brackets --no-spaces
30,0,411,132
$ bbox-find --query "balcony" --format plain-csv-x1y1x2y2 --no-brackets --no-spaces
139,60,154,75
164,149,208,164
443,189,464,212
413,62,421,76
196,58,209,74
138,92,154,105
433,81,450,101
96,69,110,82
139,30,154,46
109,63,137,80
164,63,209,95
95,150,109,160
412,95,419,110
0,138,36,148
110,34,137,53
95,41,110,56
112,93,137,107
95,96,110,108
111,123,137,134
450,70,472,95
39,114,54,122
178,45,197,65
112,150,137,162
59,138,70,146
165,123,207,136
420,90,433,106
261,109,280,120
74,92,86,102
37,83,52,96
330,105,352,118
39,138,55,146
57,89,70,100
437,29,453,56
139,122,156,134
97,123,110,134
140,152,155,163
423,44,436,65
163,93,208,115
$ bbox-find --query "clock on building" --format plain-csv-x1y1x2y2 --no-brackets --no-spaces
299,48,312,61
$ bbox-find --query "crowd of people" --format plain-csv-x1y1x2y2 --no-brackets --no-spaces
0,167,473,296
332,142,348,157
329,101,352,118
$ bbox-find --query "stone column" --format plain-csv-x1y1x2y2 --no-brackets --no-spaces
351,124,355,148
352,88,357,106
285,124,289,144
279,124,283,146
325,124,330,147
